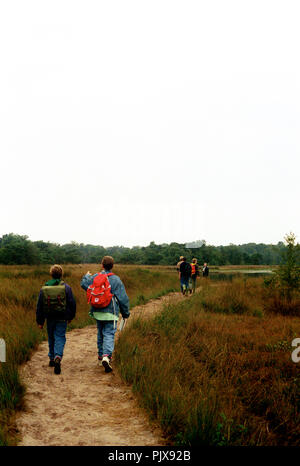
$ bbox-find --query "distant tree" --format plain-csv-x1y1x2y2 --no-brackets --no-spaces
224,245,242,265
0,233,293,267
265,232,300,303
242,252,251,265
144,248,163,265
61,242,82,263
251,253,263,265
120,249,142,264
0,233,39,264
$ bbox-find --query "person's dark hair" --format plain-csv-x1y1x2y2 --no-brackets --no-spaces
101,256,114,270
50,264,63,279
182,256,186,261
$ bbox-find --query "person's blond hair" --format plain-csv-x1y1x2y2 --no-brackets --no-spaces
101,256,114,270
192,258,197,264
50,264,63,279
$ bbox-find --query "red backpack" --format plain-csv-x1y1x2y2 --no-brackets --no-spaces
191,263,196,275
87,273,114,308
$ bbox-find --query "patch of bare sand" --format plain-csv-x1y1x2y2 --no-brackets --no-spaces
16,291,191,446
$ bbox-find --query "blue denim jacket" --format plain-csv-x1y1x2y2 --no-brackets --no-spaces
80,270,130,319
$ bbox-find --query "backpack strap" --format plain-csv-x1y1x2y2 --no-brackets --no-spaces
103,273,118,327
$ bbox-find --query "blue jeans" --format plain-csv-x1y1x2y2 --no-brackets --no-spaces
96,320,117,359
46,320,67,360
180,277,189,293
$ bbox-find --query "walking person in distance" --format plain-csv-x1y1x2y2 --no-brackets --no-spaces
202,262,209,277
179,257,192,296
190,258,200,293
176,256,184,293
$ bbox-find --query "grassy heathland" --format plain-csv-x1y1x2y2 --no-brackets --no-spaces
0,264,179,445
115,277,300,446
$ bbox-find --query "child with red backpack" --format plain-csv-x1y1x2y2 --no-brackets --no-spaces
80,256,130,373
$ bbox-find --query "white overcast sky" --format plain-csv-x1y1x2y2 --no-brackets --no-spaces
0,1,299,247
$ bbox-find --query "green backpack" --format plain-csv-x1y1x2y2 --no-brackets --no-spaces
41,281,67,315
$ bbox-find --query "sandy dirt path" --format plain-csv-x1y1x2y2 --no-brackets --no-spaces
15,291,191,446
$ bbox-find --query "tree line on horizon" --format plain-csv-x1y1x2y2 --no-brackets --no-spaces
0,233,291,266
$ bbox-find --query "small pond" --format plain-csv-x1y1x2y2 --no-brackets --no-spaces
208,270,274,281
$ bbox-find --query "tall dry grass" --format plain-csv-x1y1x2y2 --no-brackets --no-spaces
200,276,300,317
0,264,180,445
115,278,300,446
199,277,265,316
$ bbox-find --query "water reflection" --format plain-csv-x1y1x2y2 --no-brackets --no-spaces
209,271,274,282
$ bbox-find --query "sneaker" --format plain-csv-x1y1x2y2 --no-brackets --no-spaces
54,356,61,375
101,356,112,373
49,359,55,367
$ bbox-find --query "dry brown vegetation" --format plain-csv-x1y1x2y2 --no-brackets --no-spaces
201,275,300,317
1,265,299,446
116,277,300,445
0,264,179,445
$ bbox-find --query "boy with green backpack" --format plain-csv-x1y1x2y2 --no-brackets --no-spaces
36,265,76,374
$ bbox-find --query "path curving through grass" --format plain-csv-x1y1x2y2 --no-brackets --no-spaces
15,290,192,446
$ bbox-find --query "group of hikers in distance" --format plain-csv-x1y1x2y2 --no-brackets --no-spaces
176,256,209,295
35,254,209,377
